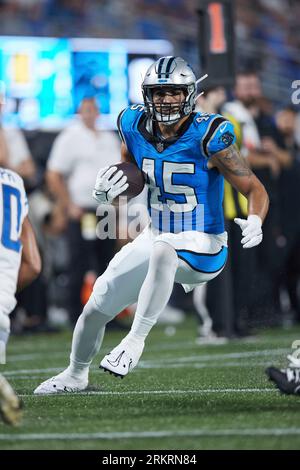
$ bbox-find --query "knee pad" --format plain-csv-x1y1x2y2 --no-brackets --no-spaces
152,241,178,272
89,270,120,318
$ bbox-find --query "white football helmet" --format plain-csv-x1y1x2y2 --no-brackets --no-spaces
142,56,197,125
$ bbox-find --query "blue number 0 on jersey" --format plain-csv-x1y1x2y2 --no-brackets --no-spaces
1,184,22,253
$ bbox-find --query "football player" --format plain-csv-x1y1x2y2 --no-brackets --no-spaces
34,57,269,394
0,167,41,424
266,356,300,395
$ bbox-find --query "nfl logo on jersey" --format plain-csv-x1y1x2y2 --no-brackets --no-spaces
156,142,165,153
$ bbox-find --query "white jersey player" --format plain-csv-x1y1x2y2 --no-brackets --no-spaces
0,167,41,425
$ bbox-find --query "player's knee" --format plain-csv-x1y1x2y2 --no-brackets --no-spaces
89,270,120,318
152,241,178,274
81,296,108,321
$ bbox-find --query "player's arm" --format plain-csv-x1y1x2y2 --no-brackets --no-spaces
92,144,129,205
117,107,137,165
208,143,269,248
17,217,42,292
121,141,136,164
208,143,269,221
92,132,136,205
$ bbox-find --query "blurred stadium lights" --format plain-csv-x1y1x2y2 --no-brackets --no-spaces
0,36,173,130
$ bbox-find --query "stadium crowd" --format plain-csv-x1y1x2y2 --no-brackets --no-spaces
0,0,299,339
0,0,300,86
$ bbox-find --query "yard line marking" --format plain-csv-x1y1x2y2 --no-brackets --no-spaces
2,361,278,378
18,388,276,398
8,361,274,379
138,360,277,369
3,367,66,376
8,352,68,362
3,353,285,377
4,347,288,373
0,428,299,441
149,348,289,364
7,340,197,357
7,327,300,357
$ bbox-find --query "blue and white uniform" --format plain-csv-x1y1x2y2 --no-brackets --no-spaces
0,168,28,321
115,105,235,290
91,104,236,315
118,104,235,235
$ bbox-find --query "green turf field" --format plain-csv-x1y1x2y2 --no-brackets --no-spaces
1,317,300,450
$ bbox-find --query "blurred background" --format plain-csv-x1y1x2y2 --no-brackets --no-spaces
0,0,299,341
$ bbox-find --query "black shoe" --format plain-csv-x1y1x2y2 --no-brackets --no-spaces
266,366,300,395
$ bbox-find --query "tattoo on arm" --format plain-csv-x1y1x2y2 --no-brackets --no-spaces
213,145,253,177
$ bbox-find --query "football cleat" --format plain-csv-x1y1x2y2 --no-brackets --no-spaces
266,355,300,395
33,369,88,395
0,374,23,426
100,338,144,378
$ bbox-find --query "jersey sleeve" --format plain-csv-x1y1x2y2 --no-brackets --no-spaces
201,116,236,158
116,105,144,156
117,108,127,144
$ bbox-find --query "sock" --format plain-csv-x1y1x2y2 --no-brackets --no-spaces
68,296,113,379
0,330,9,365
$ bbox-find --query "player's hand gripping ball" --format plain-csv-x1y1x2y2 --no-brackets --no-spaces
93,162,145,205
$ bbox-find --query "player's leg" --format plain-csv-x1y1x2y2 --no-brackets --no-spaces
100,241,179,376
34,235,152,394
266,355,300,395
193,284,213,337
0,311,10,365
0,374,23,426
0,309,22,425
173,232,228,290
129,241,178,338
101,231,228,378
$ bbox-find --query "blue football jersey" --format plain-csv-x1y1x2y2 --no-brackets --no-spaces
118,105,236,234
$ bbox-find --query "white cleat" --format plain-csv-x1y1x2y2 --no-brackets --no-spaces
100,339,144,378
33,369,88,395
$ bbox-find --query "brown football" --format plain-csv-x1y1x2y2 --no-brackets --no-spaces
109,162,145,200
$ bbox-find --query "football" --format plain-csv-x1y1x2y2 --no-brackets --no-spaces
109,162,145,200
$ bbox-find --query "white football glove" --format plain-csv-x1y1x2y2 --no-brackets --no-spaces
234,215,263,249
92,166,129,205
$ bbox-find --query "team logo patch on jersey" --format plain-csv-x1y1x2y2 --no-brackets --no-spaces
218,131,234,147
